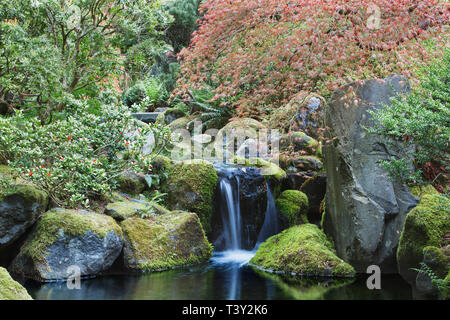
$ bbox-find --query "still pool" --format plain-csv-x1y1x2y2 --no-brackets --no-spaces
24,250,414,300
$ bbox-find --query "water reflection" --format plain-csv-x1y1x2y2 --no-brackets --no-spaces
25,253,413,300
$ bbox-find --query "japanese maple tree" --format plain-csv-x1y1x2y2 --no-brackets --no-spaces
176,0,449,118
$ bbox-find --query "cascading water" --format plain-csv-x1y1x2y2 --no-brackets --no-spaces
219,177,242,250
212,164,279,270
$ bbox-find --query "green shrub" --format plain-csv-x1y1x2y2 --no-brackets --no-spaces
369,47,450,187
0,98,173,208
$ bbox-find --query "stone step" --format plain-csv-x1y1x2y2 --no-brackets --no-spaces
132,112,160,123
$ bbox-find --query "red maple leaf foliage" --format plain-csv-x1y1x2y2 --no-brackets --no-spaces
175,0,449,119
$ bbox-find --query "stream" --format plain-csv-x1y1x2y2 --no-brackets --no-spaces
24,165,414,300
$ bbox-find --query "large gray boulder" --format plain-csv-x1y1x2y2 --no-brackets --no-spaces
322,75,419,273
0,167,49,249
10,208,123,281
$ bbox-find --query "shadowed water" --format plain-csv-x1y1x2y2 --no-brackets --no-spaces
24,165,414,300
25,259,413,300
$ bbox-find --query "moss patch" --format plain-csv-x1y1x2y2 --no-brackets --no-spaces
0,267,32,300
117,171,146,195
250,224,355,277
121,211,213,272
165,159,218,234
397,194,450,283
276,190,309,227
409,185,439,198
233,156,286,181
17,208,122,265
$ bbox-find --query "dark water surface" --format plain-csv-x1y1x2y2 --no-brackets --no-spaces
25,250,413,300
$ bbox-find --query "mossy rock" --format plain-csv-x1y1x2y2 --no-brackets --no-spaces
121,211,213,272
164,159,218,234
10,208,123,281
151,155,173,175
422,246,449,278
168,115,197,132
0,183,49,248
215,118,267,154
156,107,186,125
293,156,323,172
409,185,439,198
233,156,286,182
117,171,147,195
105,200,170,221
278,132,321,156
276,190,309,227
0,267,32,300
397,194,450,283
250,224,355,277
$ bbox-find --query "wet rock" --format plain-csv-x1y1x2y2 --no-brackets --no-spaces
300,173,327,222
121,211,212,272
164,159,218,234
0,168,49,249
322,75,419,273
10,208,123,281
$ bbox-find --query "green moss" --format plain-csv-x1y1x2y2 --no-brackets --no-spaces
0,267,32,300
443,270,450,299
320,197,326,229
165,159,218,234
117,172,146,195
409,185,439,198
233,156,287,181
14,184,48,208
422,246,449,278
397,194,450,283
0,165,14,178
121,211,213,272
18,208,122,265
250,224,355,277
152,155,173,175
276,190,309,227
105,200,151,221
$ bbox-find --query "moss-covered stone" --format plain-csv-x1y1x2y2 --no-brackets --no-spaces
0,267,32,300
152,155,173,175
276,190,309,227
409,184,439,198
422,246,449,278
293,155,323,172
105,200,153,221
117,171,147,195
159,107,186,125
250,224,355,277
168,115,197,131
397,194,450,283
0,182,49,248
165,159,218,234
121,211,213,272
10,208,123,281
233,156,286,182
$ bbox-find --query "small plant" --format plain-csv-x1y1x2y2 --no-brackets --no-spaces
412,262,449,297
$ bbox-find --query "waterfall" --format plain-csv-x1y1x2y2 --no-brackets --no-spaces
214,164,279,254
219,177,242,250
255,183,279,247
